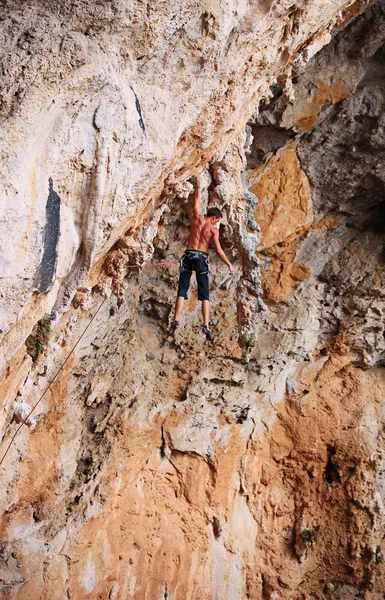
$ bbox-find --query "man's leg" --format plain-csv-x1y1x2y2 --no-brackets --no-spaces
197,270,212,341
170,265,191,336
202,300,210,328
174,296,185,323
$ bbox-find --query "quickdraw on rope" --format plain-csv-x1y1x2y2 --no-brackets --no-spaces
0,260,178,469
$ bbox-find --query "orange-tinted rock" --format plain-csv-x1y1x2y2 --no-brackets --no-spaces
260,238,312,304
251,143,313,252
295,79,354,132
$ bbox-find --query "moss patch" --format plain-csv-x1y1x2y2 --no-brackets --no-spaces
26,318,51,362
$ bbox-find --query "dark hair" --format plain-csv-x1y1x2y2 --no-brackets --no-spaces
207,207,222,219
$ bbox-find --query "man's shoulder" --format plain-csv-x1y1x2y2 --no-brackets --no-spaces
210,224,219,236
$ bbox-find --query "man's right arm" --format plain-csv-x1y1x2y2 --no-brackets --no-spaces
212,229,234,273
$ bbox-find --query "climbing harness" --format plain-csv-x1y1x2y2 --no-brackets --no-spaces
179,250,210,276
0,260,178,469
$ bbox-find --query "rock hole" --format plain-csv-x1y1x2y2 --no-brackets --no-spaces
236,407,249,424
128,398,137,409
324,446,341,484
79,456,93,474
212,516,222,538
86,415,97,433
261,574,270,599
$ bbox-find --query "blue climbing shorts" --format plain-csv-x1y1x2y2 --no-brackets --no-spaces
177,249,210,302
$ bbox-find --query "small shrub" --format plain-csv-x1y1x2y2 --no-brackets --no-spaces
242,331,256,348
247,214,260,232
154,246,167,259
26,318,51,362
300,526,320,547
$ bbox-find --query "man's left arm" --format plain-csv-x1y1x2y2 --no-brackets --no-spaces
212,229,234,273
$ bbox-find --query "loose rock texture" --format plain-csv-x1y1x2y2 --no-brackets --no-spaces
1,1,385,599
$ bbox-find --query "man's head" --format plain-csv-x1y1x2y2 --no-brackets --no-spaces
206,207,222,225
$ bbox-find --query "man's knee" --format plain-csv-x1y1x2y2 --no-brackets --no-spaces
177,270,192,299
177,284,189,300
177,285,189,299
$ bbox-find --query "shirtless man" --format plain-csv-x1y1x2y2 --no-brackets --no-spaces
169,176,234,341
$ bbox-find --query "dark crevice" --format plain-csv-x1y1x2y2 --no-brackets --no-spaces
32,178,61,293
246,124,295,170
325,446,341,484
236,406,249,424
130,85,146,136
212,516,222,538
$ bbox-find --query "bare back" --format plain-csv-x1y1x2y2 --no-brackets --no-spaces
187,215,215,252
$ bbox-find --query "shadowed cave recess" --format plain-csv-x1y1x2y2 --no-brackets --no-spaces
1,0,385,599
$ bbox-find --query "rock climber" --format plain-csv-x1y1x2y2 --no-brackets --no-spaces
169,175,234,341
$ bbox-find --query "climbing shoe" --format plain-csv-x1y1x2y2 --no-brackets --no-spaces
202,325,213,342
169,321,179,337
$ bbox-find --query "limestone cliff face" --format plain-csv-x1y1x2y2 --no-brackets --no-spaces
1,1,385,599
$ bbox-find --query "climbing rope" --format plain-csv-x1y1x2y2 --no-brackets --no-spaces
126,261,178,269
0,260,178,469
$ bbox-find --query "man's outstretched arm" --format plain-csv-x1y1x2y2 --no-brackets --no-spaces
192,176,202,218
212,229,234,273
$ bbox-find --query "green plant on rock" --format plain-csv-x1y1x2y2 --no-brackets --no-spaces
26,318,51,362
242,330,257,348
300,526,320,547
247,213,260,232
154,246,167,259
